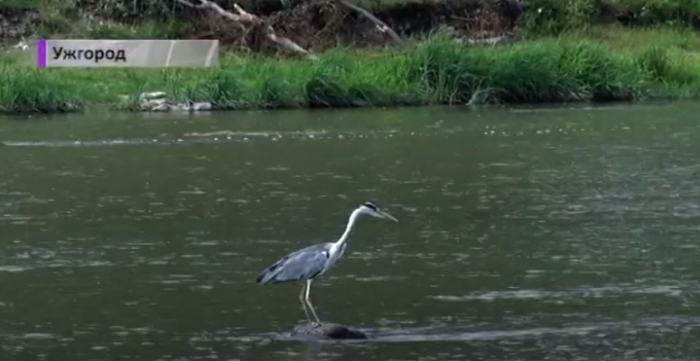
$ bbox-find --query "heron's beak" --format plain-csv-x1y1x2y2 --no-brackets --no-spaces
379,210,399,222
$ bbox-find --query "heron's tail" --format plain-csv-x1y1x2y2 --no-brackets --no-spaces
256,260,286,285
256,268,273,284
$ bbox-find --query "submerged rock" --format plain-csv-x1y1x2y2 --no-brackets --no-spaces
290,322,368,340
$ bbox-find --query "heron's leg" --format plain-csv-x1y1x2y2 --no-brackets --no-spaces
304,279,322,324
298,282,311,322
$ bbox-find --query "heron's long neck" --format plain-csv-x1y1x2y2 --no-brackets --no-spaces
334,208,362,247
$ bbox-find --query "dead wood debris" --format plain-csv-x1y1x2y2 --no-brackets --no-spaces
176,0,320,59
175,0,522,58
175,0,412,57
333,0,405,46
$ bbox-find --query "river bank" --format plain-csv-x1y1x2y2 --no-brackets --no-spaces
2,0,700,113
2,26,700,113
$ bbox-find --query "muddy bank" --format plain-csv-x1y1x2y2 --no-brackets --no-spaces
178,0,700,56
192,0,522,53
1,0,521,51
2,0,699,53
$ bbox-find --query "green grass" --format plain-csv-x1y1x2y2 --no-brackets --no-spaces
0,0,193,40
616,0,700,26
521,0,700,34
2,27,700,113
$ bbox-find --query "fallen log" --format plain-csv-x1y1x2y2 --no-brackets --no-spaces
290,322,369,340
334,0,405,46
175,0,319,60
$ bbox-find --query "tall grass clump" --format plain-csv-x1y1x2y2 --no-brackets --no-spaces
405,35,653,104
0,68,83,113
632,45,700,98
256,60,311,108
305,49,423,108
637,46,672,80
405,35,488,104
558,40,647,101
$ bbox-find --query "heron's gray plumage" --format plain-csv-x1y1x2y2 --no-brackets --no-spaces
256,243,337,285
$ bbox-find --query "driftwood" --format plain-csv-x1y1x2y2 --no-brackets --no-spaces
175,0,523,57
175,0,319,60
334,0,405,46
176,0,406,56
290,323,368,340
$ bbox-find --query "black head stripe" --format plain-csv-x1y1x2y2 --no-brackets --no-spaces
363,202,378,211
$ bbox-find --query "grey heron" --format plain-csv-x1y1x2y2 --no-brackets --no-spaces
256,202,398,324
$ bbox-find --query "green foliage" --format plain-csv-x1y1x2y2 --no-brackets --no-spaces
0,68,83,113
519,0,597,34
637,46,671,80
6,0,700,42
519,0,700,34
2,32,700,113
618,0,700,27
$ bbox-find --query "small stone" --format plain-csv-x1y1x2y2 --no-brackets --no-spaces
191,102,212,111
138,92,167,101
290,322,368,340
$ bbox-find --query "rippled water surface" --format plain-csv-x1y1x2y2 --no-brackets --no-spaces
1,103,700,360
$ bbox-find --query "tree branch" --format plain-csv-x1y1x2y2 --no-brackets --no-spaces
176,0,251,24
334,0,405,46
176,0,319,60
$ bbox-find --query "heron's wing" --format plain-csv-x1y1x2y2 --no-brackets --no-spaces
256,243,331,284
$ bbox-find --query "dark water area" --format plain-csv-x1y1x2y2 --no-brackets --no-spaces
1,102,700,360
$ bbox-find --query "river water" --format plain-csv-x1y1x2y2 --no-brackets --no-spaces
1,102,700,360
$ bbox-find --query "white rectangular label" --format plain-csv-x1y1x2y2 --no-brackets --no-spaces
38,39,219,68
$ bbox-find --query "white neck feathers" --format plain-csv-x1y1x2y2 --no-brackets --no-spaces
334,207,362,247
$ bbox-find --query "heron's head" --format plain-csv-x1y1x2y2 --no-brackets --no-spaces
358,202,399,222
